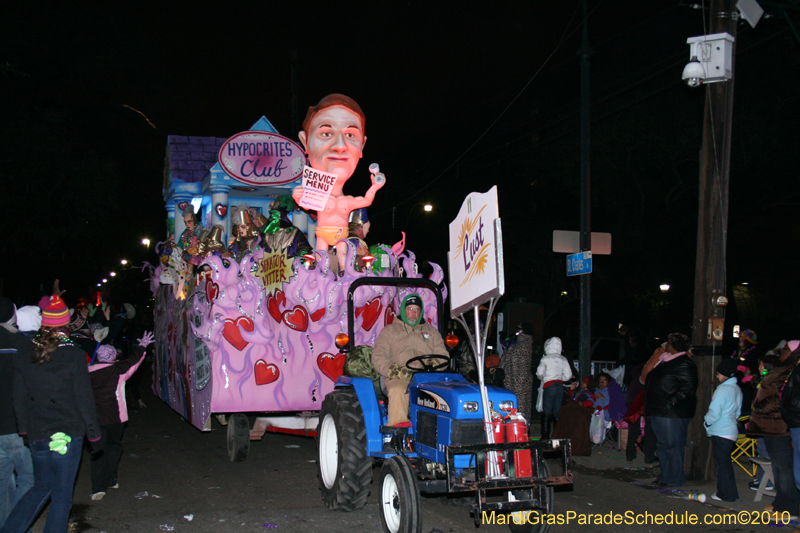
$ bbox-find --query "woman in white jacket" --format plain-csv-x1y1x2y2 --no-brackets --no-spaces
536,337,573,439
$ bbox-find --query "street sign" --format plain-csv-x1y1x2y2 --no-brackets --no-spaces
552,230,611,255
567,251,592,276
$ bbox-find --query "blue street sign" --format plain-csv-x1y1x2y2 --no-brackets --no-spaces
567,251,592,276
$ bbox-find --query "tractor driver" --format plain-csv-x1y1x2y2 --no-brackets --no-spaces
371,294,449,427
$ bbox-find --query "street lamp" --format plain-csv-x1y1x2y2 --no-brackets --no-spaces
394,202,434,229
120,259,128,265
110,272,116,277
142,238,151,249
660,284,670,292
102,278,107,283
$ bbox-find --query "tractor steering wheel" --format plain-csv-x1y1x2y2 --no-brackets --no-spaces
405,354,450,373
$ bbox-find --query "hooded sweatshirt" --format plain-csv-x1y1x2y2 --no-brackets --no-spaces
536,337,573,388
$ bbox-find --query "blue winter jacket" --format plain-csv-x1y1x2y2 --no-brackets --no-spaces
704,377,742,437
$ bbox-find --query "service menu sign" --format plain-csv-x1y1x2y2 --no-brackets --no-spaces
297,166,337,211
219,131,306,186
448,186,505,317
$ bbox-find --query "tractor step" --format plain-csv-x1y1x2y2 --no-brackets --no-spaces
380,425,409,436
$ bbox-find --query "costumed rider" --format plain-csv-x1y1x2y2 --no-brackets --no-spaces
177,205,204,252
260,195,312,258
181,224,229,266
228,206,260,263
371,294,449,431
335,207,371,274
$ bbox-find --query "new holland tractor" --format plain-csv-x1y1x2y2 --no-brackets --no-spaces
317,278,573,533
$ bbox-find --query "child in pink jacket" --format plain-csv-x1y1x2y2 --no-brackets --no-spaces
87,332,153,500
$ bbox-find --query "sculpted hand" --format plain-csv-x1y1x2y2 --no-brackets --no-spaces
370,171,386,190
138,331,155,348
292,185,303,203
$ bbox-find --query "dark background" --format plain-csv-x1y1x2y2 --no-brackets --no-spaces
1,1,798,349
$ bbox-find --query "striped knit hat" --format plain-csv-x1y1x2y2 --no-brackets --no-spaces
41,296,70,328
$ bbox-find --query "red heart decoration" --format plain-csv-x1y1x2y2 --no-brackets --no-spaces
177,201,188,212
254,359,280,385
266,290,286,323
282,306,309,332
385,306,395,326
222,316,254,351
205,281,219,303
318,352,345,382
310,308,325,322
355,298,382,331
216,203,228,218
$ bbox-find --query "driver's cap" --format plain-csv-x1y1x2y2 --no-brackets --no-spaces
404,295,422,309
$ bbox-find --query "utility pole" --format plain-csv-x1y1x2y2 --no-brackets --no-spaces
290,48,300,137
686,0,737,480
578,0,593,379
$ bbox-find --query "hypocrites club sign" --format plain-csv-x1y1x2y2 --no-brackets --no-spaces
219,131,306,187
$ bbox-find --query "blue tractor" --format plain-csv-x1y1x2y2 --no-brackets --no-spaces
317,278,573,533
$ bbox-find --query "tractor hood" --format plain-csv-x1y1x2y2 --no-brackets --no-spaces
410,373,517,418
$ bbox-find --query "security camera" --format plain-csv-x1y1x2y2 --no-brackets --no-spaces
682,57,705,87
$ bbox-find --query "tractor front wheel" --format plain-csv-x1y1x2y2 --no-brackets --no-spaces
378,455,422,533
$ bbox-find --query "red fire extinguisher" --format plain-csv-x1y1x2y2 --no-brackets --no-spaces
504,409,532,478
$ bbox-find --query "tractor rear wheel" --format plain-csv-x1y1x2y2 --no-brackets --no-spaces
317,389,372,511
378,455,422,533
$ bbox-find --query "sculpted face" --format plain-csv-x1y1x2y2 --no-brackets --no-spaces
299,105,366,181
184,215,195,231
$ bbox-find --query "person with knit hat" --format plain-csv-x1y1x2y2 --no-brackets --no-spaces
3,294,103,533
14,307,41,339
704,357,743,502
747,340,800,519
371,294,448,429
87,332,153,501
535,337,573,439
0,299,34,528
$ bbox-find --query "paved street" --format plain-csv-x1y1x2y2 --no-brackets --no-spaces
22,373,779,533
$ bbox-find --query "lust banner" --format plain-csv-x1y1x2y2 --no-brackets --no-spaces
447,186,505,317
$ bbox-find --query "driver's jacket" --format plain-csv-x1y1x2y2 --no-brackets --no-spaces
371,321,448,379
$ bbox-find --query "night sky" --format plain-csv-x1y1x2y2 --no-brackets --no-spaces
2,1,799,347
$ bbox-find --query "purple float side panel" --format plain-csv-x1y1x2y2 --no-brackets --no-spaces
152,285,213,430
153,243,446,422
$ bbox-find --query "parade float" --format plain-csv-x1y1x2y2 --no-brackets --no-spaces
151,105,447,461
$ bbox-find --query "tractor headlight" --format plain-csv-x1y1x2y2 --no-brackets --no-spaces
463,402,479,413
498,401,514,411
